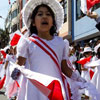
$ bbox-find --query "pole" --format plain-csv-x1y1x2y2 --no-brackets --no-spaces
71,0,74,41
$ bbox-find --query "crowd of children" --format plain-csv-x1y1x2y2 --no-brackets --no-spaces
0,0,100,100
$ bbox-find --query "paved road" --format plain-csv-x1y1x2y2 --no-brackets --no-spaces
0,88,7,100
0,88,86,100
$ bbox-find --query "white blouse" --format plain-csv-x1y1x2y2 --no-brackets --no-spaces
17,34,69,100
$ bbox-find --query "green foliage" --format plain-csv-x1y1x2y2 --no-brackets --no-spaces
0,28,10,49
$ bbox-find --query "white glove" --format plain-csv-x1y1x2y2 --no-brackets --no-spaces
70,72,86,83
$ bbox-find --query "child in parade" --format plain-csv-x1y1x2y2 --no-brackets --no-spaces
69,46,78,72
67,46,82,100
79,47,93,99
4,46,17,100
11,0,86,100
0,49,7,79
0,51,4,79
91,43,100,94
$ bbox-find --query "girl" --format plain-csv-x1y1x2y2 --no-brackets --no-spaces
11,0,86,100
80,47,93,99
91,43,100,94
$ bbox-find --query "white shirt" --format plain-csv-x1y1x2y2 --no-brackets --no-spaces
17,34,69,100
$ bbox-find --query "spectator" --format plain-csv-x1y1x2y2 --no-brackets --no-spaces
87,10,100,31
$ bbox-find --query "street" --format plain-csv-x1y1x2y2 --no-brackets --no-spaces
0,88,86,100
0,88,7,100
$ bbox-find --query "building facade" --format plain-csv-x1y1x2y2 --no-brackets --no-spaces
5,0,19,33
73,0,100,45
17,0,72,41
5,0,100,45
59,0,72,42
5,0,79,43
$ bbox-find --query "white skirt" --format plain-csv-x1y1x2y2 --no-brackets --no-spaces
91,67,100,94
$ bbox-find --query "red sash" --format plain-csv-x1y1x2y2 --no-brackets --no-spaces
89,69,94,80
29,36,61,74
0,75,6,89
0,61,3,64
29,36,71,100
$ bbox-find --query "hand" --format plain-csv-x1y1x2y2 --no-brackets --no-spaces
87,10,98,19
11,68,21,80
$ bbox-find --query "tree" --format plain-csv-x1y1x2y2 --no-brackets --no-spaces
0,28,10,49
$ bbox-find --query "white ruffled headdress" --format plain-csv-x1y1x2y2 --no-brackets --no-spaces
22,0,64,32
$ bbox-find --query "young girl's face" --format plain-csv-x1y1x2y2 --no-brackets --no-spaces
85,52,92,57
33,6,53,34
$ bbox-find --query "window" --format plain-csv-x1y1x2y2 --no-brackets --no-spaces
12,24,17,32
22,0,26,8
8,24,11,31
8,13,12,21
7,12,12,23
17,23,20,30
76,0,85,20
60,0,67,22
18,6,19,14
11,9,17,19
22,21,25,27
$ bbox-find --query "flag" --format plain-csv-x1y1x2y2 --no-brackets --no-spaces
10,33,21,46
19,68,64,100
29,79,64,100
47,80,63,100
0,75,6,89
77,56,92,65
80,0,100,14
87,0,100,10
0,50,7,58
9,62,64,100
0,61,3,64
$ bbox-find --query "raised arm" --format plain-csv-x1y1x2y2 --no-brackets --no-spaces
61,59,86,82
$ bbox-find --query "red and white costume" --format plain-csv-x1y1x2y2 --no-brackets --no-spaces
81,57,91,82
4,54,17,99
4,54,16,87
91,56,100,94
16,34,70,100
0,59,5,79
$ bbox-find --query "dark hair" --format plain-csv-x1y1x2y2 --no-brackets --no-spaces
97,47,100,59
29,4,57,36
6,48,10,54
83,51,92,57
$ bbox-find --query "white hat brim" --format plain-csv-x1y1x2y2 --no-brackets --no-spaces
83,50,92,53
83,47,93,53
22,0,64,32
